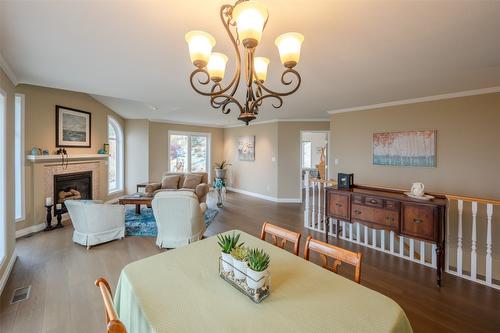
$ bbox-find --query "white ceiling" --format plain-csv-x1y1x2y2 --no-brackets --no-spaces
1,0,500,126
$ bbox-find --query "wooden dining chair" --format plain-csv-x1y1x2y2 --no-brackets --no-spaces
304,236,362,283
95,278,127,333
260,222,301,255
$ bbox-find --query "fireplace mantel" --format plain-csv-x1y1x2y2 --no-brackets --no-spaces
26,154,109,163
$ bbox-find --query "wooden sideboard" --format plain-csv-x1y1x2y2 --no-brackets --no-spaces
325,186,447,286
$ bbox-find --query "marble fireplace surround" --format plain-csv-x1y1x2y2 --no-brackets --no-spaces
25,155,108,230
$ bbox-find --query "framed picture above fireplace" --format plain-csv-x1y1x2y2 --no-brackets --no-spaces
56,105,91,147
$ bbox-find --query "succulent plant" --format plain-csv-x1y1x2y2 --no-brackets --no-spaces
231,246,248,261
217,232,244,254
247,248,270,272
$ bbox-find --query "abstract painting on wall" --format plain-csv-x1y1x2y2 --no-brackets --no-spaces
373,130,436,167
56,105,91,147
238,135,255,161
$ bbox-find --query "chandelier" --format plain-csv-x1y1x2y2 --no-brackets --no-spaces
185,0,304,125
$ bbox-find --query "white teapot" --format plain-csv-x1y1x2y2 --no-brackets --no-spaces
410,182,425,197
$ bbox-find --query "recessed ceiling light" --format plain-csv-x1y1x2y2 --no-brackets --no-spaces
148,105,159,111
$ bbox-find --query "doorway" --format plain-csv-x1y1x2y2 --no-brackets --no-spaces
300,130,329,191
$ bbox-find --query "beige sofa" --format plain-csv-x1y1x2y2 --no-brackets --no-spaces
145,172,209,202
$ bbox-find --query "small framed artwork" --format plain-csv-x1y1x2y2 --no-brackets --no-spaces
56,105,91,147
238,135,255,161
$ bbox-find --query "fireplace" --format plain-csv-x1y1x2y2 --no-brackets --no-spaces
53,171,93,213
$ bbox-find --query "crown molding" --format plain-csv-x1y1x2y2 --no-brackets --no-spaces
0,52,18,86
327,86,500,115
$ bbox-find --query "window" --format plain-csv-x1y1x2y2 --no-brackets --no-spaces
302,141,312,168
108,116,124,194
15,94,25,222
0,90,6,263
169,131,210,176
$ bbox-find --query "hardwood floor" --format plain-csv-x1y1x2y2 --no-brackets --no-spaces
1,191,499,333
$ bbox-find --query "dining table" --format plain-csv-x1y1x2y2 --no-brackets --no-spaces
114,230,413,333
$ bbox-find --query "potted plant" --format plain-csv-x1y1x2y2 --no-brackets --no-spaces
230,246,248,281
217,232,244,272
214,160,231,179
246,248,270,289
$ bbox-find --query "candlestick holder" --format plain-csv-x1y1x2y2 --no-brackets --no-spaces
54,208,64,229
44,205,55,231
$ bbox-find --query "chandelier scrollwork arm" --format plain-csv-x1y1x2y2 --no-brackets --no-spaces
185,1,304,124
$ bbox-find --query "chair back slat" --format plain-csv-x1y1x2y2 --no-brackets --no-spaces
304,236,362,283
95,278,127,333
260,222,301,255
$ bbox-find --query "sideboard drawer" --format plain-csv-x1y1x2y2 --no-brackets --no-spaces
402,203,437,242
327,193,350,220
351,204,399,231
365,196,383,208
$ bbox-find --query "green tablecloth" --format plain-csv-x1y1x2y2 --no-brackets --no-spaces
115,230,413,333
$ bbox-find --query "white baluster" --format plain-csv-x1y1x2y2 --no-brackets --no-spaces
322,183,327,232
409,239,415,261
381,230,385,251
471,201,478,280
372,229,377,248
349,222,353,241
486,204,493,285
456,200,463,276
328,217,333,235
420,241,425,265
311,181,316,229
304,173,310,228
356,223,361,244
399,236,404,257
364,226,368,246
317,182,322,231
342,221,346,238
431,244,437,268
390,231,394,253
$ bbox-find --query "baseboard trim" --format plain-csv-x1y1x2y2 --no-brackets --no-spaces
0,253,18,297
16,223,46,238
227,187,301,203
276,198,302,203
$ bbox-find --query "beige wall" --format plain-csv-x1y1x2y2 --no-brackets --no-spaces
277,122,330,199
0,67,15,289
125,119,149,194
15,84,126,231
224,122,279,198
148,121,224,183
223,121,330,200
329,92,500,198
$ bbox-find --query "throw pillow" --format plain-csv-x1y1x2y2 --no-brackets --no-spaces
182,174,203,189
161,175,180,189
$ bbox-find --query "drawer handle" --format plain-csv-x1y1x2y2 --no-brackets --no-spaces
413,218,422,224
335,203,342,207
354,210,362,215
369,199,378,204
386,216,394,222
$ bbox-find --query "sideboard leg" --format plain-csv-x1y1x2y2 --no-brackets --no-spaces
436,243,443,287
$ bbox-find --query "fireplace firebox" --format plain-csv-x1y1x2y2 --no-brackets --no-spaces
53,171,92,214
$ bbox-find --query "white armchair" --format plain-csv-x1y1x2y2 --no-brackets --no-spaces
65,200,125,249
152,191,207,249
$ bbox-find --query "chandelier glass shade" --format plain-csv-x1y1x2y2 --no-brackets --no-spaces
185,0,304,125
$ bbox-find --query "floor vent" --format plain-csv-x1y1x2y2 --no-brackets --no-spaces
10,286,31,304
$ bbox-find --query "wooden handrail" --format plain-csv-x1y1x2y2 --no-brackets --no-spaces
310,178,337,185
445,194,500,206
95,278,127,333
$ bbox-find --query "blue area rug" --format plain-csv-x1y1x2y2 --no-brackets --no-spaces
125,207,218,237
